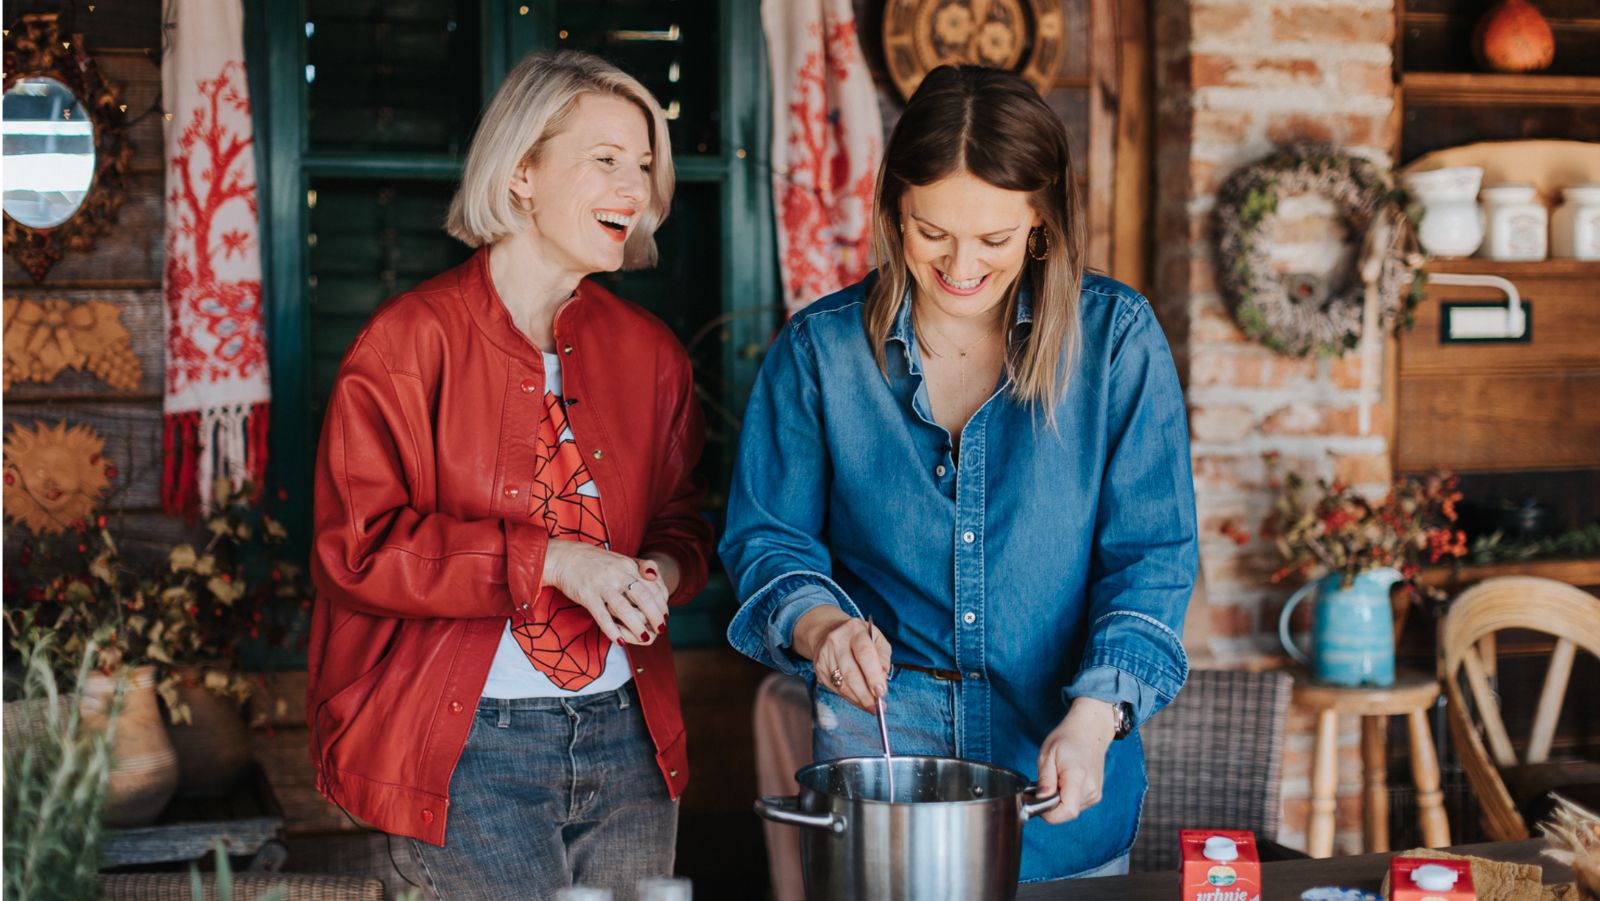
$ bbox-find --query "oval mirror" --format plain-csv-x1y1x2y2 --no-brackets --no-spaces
3,77,97,230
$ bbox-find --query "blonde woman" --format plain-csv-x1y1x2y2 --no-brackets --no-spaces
722,65,1198,883
308,51,713,900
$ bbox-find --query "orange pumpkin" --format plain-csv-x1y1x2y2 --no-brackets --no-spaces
1474,0,1556,73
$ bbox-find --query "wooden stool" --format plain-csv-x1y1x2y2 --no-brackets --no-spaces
1292,669,1451,858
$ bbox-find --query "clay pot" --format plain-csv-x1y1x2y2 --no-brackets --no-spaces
81,666,179,827
165,670,252,799
1474,0,1556,73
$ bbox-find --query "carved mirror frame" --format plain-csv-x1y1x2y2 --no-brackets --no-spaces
3,13,132,282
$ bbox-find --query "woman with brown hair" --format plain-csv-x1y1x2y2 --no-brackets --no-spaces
307,50,713,899
723,64,1198,882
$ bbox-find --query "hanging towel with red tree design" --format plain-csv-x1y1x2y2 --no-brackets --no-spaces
161,0,270,516
764,0,883,314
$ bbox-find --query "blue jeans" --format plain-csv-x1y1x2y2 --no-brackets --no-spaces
407,683,678,901
810,667,1139,882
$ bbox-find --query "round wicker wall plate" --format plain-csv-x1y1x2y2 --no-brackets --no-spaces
883,0,1065,99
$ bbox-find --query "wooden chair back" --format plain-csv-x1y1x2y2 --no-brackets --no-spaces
1437,576,1600,840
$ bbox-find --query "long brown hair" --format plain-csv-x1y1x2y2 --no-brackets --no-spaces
865,65,1086,421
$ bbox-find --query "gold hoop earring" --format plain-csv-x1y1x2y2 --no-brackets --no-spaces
1027,227,1049,261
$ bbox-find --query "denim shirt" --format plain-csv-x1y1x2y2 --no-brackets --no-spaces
721,272,1198,879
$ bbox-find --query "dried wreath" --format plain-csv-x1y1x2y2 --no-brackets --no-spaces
1214,144,1425,357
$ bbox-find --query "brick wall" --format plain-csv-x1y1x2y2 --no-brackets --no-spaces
1153,0,1399,854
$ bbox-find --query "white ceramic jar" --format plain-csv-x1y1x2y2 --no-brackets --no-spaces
1403,166,1485,258
1480,183,1548,261
1551,183,1600,260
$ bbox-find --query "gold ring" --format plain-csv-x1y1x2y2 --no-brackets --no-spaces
830,668,845,686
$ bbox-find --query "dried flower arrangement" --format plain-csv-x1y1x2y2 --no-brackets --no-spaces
1245,460,1468,589
3,480,312,722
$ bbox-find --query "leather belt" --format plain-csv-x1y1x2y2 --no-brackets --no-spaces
894,662,963,681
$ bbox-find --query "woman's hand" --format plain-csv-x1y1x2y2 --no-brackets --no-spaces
791,606,892,714
543,539,668,645
1034,697,1117,825
638,552,681,597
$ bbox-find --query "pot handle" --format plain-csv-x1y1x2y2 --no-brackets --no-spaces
1277,580,1318,666
1019,784,1061,821
754,796,848,834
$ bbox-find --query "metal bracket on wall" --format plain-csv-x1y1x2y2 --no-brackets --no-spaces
1428,272,1527,342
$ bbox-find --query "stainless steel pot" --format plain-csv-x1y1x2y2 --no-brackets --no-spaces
754,755,1058,901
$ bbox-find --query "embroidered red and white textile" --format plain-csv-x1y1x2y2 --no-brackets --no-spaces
161,0,270,516
763,0,883,314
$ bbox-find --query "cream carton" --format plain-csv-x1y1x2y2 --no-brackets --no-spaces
1389,857,1476,901
1180,829,1262,901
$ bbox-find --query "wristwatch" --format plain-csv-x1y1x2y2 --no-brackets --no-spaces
1111,700,1134,741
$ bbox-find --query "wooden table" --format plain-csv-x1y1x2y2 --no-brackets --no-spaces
1292,669,1451,857
1017,839,1570,900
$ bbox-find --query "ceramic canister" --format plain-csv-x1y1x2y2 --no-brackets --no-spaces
1403,167,1485,258
1480,183,1548,261
1552,183,1600,260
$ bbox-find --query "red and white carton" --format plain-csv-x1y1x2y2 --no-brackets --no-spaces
1390,857,1476,901
1179,829,1261,901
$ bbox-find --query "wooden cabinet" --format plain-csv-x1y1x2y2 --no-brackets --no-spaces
1395,259,1600,475
1392,2,1600,600
1398,1,1600,162
1393,1,1600,481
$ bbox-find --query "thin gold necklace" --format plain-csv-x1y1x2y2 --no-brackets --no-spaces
914,310,1003,359
913,309,1005,403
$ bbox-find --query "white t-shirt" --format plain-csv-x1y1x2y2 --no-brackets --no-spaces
480,351,632,699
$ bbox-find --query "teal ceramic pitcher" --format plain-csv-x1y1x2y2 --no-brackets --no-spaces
1277,567,1402,687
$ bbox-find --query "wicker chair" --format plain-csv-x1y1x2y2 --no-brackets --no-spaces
98,872,385,900
1437,576,1600,841
1130,668,1295,871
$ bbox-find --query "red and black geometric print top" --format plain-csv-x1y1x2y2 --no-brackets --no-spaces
510,390,613,690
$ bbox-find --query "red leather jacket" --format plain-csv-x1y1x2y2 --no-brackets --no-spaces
307,248,713,845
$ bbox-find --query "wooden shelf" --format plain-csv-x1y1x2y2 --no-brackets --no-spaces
1422,258,1600,278
1402,72,1600,106
1418,556,1600,589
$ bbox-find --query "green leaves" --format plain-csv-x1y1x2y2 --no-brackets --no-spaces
4,636,113,901
6,480,313,719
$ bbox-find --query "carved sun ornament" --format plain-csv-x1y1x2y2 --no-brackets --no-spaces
884,0,1066,99
3,419,113,535
3,298,142,391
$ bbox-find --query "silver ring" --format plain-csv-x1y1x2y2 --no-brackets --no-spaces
625,580,640,593
830,668,845,687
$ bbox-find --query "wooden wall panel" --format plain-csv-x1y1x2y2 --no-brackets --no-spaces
3,1,197,560
2,402,166,510
1396,372,1600,473
1,183,166,286
1395,260,1600,474
3,289,166,398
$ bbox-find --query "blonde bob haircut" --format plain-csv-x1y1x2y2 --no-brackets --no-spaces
446,50,675,269
866,65,1086,424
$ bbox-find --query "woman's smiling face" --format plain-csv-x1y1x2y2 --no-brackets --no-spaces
512,92,654,276
899,170,1041,323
